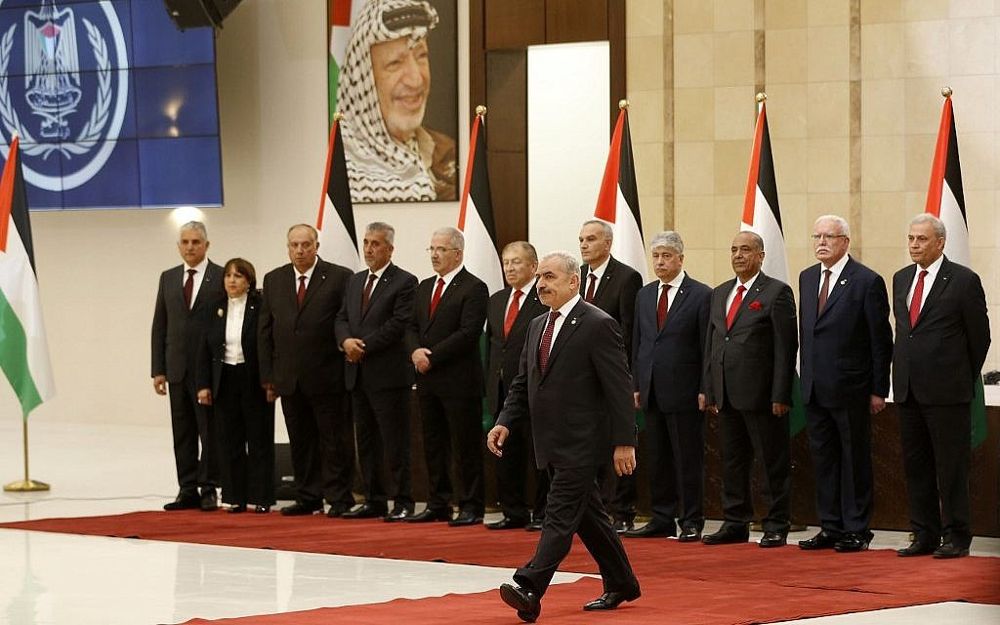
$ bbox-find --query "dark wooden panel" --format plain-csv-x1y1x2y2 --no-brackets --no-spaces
487,150,528,245
469,0,486,124
608,0,626,126
545,0,608,43
484,0,545,49
485,50,527,153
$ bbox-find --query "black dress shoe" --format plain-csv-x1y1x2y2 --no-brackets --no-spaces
897,540,938,557
163,494,200,511
623,522,676,538
384,507,414,522
933,543,969,559
499,583,541,623
702,527,749,545
486,517,528,530
525,519,543,531
759,531,787,548
406,507,452,523
834,531,872,553
254,505,270,514
582,586,641,611
342,503,388,519
611,518,635,534
448,510,483,526
798,529,841,550
326,503,352,518
677,526,702,542
280,501,323,516
200,490,218,512
228,504,246,514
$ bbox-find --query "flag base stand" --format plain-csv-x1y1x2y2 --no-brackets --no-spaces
4,479,50,492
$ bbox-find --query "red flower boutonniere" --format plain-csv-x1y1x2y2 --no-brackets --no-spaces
748,301,763,311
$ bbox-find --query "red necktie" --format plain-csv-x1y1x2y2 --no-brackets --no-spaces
585,273,597,302
657,284,670,330
817,269,831,314
297,275,307,309
726,284,745,330
538,311,560,374
183,269,196,309
909,269,928,327
362,273,377,314
429,277,445,317
503,289,523,338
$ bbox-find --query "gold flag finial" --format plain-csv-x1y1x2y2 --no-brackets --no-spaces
333,111,344,121
618,99,629,110
941,86,952,98
475,105,487,116
755,92,767,103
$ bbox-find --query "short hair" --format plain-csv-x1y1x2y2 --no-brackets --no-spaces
287,223,319,241
581,219,614,240
502,240,538,263
366,222,395,245
737,230,765,251
179,221,208,241
432,226,465,251
223,257,257,291
814,214,851,237
650,231,684,254
910,213,947,239
540,251,581,279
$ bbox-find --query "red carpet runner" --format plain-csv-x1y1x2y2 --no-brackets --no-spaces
3,511,999,624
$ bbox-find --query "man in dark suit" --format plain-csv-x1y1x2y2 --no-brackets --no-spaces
578,219,643,532
335,222,418,521
626,231,711,542
893,213,990,559
405,227,489,526
484,241,548,530
151,221,225,512
798,215,892,553
258,224,355,517
702,231,798,548
489,250,640,622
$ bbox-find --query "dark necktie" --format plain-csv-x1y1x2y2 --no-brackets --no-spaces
183,268,196,309
362,273,378,314
429,277,445,317
585,273,597,302
297,275,307,309
909,269,928,327
817,269,831,315
657,284,670,330
503,289,523,338
538,311,560,374
726,284,745,330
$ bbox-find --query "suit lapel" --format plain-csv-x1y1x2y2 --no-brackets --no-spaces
658,277,690,335
362,264,395,319
730,273,769,329
300,261,327,314
428,268,465,329
509,286,542,341
592,258,618,307
913,258,952,327
542,301,585,377
895,265,917,331
817,259,853,321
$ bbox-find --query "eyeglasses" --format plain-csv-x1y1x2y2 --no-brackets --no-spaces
426,246,459,254
810,234,847,241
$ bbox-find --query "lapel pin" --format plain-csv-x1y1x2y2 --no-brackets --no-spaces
571,318,578,325
840,279,847,285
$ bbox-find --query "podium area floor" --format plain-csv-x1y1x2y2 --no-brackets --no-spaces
0,419,997,625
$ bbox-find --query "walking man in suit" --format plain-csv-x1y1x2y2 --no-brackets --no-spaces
798,215,892,553
893,214,990,559
702,231,798,548
578,219,643,532
335,222,418,521
485,241,549,530
258,224,355,517
406,227,489,526
152,221,225,512
489,250,640,622
625,231,711,542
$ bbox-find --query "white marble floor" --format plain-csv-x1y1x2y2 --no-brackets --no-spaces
0,419,997,625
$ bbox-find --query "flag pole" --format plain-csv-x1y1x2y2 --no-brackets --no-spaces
4,419,49,492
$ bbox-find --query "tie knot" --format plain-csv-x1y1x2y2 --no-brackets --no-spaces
919,270,928,279
367,273,378,284
299,275,307,284
549,310,561,323
187,269,196,277
823,269,831,276
437,277,445,287
737,284,746,294
662,283,671,293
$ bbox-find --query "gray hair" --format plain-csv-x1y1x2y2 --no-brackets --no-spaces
650,231,684,254
179,221,208,240
582,219,614,241
287,223,319,241
502,240,538,262
540,250,581,279
432,226,465,250
738,230,765,251
814,214,851,237
910,213,947,239
366,221,395,245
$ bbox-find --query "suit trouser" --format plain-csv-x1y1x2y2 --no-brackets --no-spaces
281,389,355,507
353,383,413,510
215,364,275,507
418,392,484,514
718,405,791,534
514,464,637,597
168,378,218,496
898,399,971,549
646,388,704,530
494,382,549,522
805,400,872,534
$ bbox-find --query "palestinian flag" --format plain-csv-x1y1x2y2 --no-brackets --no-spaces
316,116,360,270
925,92,986,448
0,137,55,417
328,0,363,123
457,108,503,295
742,97,804,435
594,105,646,276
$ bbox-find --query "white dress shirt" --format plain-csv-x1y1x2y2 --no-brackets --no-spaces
906,254,944,310
818,254,850,297
295,257,319,292
183,257,209,309
725,272,759,312
223,293,248,365
659,270,686,313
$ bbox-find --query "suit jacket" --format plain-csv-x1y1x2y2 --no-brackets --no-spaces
497,299,636,468
196,290,264,397
484,284,547,415
258,258,353,396
580,256,642,365
632,274,711,413
334,263,418,392
151,261,225,384
405,267,489,397
703,272,798,412
892,257,990,405
799,257,892,407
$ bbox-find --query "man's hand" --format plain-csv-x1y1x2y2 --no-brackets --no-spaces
772,402,790,416
197,389,212,406
633,392,641,410
153,375,167,396
869,395,887,415
697,393,707,412
486,424,509,457
262,382,278,403
342,338,366,363
613,445,636,476
411,348,432,374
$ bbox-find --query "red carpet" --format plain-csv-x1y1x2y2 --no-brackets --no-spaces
3,511,999,624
